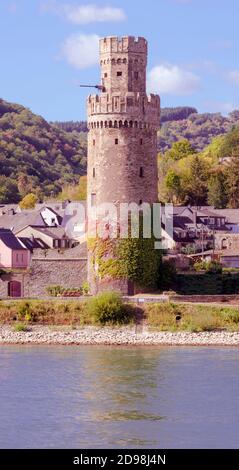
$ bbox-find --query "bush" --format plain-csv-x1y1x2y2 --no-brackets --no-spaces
46,285,63,297
17,301,31,321
158,260,177,290
13,323,29,332
193,260,207,272
87,292,131,325
206,261,222,274
81,281,90,296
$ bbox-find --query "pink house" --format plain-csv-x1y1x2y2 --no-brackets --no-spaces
0,229,30,269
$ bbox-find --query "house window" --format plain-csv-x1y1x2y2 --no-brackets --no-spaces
93,168,95,177
16,254,19,262
21,254,24,262
117,71,122,77
91,193,96,207
140,167,144,178
115,139,118,145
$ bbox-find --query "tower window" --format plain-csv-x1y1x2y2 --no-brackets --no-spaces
127,98,134,106
104,73,107,78
134,71,139,79
91,193,96,207
140,167,144,178
117,71,122,77
140,138,143,145
139,200,142,206
115,138,119,145
93,168,95,178
93,139,95,146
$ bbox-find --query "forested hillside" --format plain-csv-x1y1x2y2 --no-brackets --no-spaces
159,108,239,152
0,99,87,203
1,97,239,206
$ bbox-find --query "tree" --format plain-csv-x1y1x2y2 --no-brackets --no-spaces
186,156,208,206
165,170,181,203
60,175,87,201
165,139,196,161
226,148,239,208
207,171,228,208
19,193,38,209
0,176,20,203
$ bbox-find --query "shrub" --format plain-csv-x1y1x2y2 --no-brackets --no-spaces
87,292,131,325
206,261,222,274
158,260,177,290
81,281,90,296
17,301,33,321
46,285,63,297
13,323,29,332
193,260,207,272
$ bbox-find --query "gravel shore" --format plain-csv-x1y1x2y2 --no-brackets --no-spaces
1,325,239,346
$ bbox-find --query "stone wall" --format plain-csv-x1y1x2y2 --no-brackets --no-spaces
24,259,87,297
0,258,87,299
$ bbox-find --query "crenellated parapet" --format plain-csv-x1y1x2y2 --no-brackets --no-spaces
100,36,148,56
87,93,160,128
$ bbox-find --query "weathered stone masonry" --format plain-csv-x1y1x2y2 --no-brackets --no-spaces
87,36,160,294
87,36,160,207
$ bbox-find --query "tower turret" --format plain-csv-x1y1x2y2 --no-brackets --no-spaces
87,36,160,294
87,35,160,208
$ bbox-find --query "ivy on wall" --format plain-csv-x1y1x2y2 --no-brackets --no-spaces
89,224,161,289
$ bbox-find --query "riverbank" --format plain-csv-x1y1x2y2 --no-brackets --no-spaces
1,325,239,346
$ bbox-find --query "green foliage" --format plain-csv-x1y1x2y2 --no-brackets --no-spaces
226,146,239,208
159,109,239,153
146,303,239,332
13,322,28,332
0,98,87,200
206,261,223,274
186,155,208,205
19,193,38,209
158,260,177,290
207,172,228,208
0,175,20,203
87,292,131,325
46,285,64,297
194,260,207,272
59,175,87,201
81,281,90,296
90,226,161,290
165,139,196,161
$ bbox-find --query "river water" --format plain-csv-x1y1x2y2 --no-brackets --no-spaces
0,345,238,449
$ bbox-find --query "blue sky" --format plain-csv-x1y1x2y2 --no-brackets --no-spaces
0,0,239,121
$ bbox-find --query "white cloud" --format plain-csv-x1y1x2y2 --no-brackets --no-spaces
42,2,126,24
203,100,239,115
228,70,239,86
148,64,201,95
61,33,99,69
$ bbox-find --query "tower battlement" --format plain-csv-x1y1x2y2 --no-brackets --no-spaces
87,93,160,127
99,36,147,56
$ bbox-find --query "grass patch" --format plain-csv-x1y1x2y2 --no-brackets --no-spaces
145,302,239,332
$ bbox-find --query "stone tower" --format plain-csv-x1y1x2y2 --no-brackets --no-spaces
87,36,160,293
